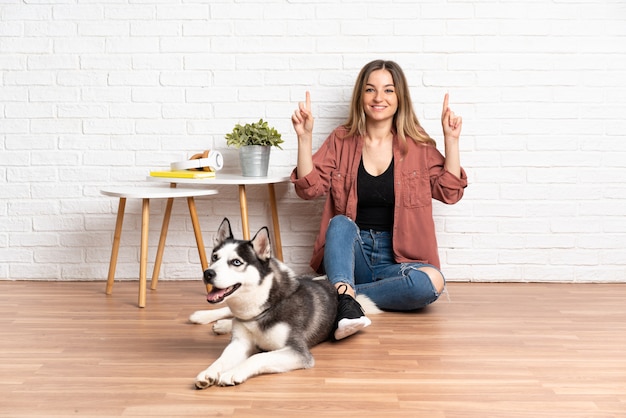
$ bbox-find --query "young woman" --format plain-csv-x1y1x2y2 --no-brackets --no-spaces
290,60,468,340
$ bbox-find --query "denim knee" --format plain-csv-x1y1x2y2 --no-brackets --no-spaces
401,265,441,309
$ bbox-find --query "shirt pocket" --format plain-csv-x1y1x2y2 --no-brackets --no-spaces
401,168,431,208
330,171,351,213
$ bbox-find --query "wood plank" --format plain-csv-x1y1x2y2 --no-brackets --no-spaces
0,281,624,417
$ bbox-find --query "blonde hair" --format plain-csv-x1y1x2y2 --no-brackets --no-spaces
343,60,436,152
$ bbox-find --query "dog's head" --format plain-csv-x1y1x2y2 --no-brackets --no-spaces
203,217,272,305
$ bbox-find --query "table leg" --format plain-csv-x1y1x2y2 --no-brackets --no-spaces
238,184,250,240
151,197,174,291
139,198,150,308
106,198,126,295
267,184,283,261
187,196,208,271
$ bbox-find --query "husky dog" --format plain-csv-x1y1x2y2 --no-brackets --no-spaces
191,218,338,388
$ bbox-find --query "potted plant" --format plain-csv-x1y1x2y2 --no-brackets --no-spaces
225,119,284,177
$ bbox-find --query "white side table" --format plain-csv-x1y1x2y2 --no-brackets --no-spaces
101,185,218,308
148,173,290,260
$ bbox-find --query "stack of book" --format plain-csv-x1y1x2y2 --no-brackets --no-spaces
149,170,216,179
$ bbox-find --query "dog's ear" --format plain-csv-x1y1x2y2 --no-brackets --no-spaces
251,227,271,261
214,218,233,246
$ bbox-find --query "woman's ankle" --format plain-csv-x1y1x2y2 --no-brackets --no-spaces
335,282,355,298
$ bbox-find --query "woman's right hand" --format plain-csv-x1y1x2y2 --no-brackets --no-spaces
292,91,315,178
292,91,314,140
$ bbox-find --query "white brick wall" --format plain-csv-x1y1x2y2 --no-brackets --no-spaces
1,0,625,283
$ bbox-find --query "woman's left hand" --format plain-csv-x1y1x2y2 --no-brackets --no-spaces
441,93,462,142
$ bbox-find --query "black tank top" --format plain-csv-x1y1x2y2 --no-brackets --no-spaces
356,158,394,231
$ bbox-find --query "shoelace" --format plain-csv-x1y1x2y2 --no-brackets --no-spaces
336,283,349,297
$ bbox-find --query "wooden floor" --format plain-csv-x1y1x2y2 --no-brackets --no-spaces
0,281,625,418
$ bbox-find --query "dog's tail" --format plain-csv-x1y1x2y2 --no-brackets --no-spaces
356,294,382,315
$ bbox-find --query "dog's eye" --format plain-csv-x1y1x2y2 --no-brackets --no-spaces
231,259,243,267
211,253,219,262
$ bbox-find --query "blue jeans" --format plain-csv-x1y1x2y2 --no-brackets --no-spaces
323,215,444,311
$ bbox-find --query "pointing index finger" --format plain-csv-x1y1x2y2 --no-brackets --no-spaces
305,91,311,111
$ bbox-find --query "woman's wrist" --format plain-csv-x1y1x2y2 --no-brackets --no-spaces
298,134,313,144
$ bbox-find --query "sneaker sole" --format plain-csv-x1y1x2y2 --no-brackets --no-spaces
334,316,371,340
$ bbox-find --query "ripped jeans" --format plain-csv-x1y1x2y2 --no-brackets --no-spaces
323,215,444,311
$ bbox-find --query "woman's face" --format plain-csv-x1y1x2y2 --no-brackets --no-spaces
362,69,398,124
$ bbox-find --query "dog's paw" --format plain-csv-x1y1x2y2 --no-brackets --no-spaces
212,319,233,335
216,370,246,387
195,379,211,389
195,369,219,389
189,307,233,326
189,310,215,325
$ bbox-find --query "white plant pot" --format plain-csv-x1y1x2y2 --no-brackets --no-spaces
239,145,271,177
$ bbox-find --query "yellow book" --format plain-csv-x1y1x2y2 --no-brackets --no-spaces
149,170,216,179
